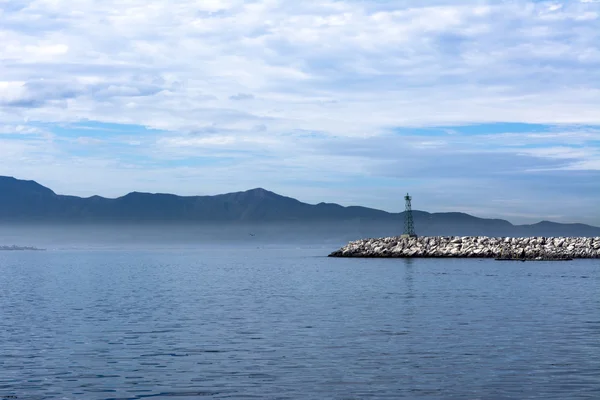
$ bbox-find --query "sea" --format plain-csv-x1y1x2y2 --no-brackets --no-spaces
0,225,599,399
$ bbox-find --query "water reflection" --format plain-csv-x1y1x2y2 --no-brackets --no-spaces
403,258,416,318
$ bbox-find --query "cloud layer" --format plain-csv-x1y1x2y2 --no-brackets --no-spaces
1,0,600,224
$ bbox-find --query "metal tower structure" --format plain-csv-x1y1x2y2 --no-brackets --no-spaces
403,193,416,237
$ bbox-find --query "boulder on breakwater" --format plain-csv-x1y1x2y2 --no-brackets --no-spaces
328,236,600,260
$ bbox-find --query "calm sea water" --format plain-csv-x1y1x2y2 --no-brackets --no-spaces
0,245,599,399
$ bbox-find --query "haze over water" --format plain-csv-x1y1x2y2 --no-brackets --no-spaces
0,227,598,399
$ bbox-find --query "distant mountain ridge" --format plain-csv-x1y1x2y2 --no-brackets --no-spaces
1,176,599,237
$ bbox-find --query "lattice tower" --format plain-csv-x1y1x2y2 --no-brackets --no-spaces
404,193,416,237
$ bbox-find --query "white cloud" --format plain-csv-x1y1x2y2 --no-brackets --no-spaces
0,123,48,136
0,0,598,130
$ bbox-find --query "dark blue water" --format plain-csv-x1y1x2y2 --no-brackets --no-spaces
1,246,599,399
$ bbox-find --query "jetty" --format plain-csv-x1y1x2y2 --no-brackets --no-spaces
328,236,600,260
0,245,45,251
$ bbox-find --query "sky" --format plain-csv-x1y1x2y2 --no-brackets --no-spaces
1,0,600,225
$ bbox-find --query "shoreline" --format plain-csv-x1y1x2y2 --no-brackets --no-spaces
329,236,600,260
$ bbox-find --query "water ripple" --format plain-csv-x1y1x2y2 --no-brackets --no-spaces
0,250,598,399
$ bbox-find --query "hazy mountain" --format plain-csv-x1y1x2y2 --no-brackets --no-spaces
1,176,599,237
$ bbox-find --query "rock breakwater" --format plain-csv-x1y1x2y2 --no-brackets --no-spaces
0,245,44,251
329,236,600,260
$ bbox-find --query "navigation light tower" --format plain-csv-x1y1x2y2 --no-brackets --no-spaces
403,193,416,238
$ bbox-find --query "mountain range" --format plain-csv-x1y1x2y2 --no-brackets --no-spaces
1,176,599,237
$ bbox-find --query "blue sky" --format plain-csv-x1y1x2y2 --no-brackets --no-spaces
1,0,600,224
